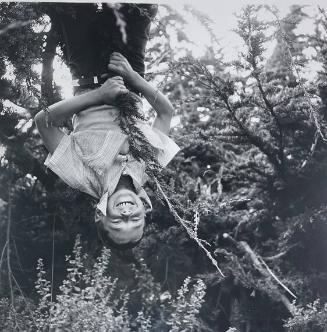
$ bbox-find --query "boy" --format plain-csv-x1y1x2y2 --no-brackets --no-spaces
34,53,180,249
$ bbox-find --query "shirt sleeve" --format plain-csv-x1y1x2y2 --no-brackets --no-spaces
151,127,180,167
44,133,87,191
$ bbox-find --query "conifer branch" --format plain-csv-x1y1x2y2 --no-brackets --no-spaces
115,92,162,178
223,233,296,314
224,98,281,170
268,6,327,141
240,6,285,172
155,178,225,277
253,74,285,172
174,57,282,171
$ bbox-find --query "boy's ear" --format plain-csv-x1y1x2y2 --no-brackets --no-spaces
141,199,152,215
144,206,152,215
95,209,103,223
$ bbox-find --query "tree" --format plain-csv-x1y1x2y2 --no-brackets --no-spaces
1,3,327,332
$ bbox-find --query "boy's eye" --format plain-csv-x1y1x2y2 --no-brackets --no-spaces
131,218,140,222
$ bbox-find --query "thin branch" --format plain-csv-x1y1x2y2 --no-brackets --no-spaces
299,130,320,170
262,251,288,261
50,216,56,304
258,256,297,299
253,73,285,171
7,179,14,305
11,273,38,327
155,178,225,277
262,243,299,261
12,239,24,273
0,20,33,36
0,240,8,277
147,49,171,70
234,219,248,239
223,233,296,314
224,98,281,170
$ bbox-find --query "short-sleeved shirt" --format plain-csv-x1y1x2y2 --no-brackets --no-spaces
44,103,180,216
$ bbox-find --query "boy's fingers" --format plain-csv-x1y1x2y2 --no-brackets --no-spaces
110,82,125,89
110,54,128,64
113,80,125,86
109,60,125,69
104,76,122,84
109,54,123,62
111,52,125,58
108,64,122,74
110,76,123,81
111,78,126,86
108,60,123,68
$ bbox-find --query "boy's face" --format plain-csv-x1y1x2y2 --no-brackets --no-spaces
99,188,146,244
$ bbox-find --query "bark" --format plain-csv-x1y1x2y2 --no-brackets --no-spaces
0,133,56,197
41,20,59,104
225,234,296,315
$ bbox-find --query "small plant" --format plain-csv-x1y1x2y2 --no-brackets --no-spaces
284,300,327,332
35,236,131,331
225,328,238,332
0,236,208,331
167,277,206,332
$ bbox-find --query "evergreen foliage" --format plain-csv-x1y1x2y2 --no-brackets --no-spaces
1,3,327,331
115,91,162,177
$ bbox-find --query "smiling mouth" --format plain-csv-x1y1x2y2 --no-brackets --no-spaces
116,201,135,208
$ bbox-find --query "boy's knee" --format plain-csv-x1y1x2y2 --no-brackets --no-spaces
34,111,46,129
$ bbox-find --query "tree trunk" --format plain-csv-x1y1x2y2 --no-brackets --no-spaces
41,21,58,105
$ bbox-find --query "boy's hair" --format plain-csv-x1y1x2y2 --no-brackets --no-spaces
96,221,143,250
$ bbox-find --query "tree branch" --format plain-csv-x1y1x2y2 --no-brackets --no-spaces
223,233,296,314
0,20,33,36
41,20,59,104
0,133,56,192
6,179,14,305
253,72,285,173
223,98,281,170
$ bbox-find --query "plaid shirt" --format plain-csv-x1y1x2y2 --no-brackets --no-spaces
44,104,180,216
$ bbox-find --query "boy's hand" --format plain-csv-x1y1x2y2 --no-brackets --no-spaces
97,76,128,105
107,52,139,87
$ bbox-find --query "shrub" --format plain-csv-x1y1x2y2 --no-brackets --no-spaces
284,300,327,332
2,236,207,332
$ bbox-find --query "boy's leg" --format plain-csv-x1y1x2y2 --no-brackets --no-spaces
47,3,99,79
95,4,158,78
49,3,157,81
122,4,158,77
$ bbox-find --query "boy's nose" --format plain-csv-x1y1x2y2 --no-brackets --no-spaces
120,209,132,217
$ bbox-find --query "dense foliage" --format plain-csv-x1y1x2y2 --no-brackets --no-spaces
1,3,327,331
1,236,207,331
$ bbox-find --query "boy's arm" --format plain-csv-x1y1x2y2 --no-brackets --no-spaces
133,77,173,135
34,77,127,154
108,53,174,135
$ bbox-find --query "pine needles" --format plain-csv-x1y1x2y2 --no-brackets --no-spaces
115,91,162,178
